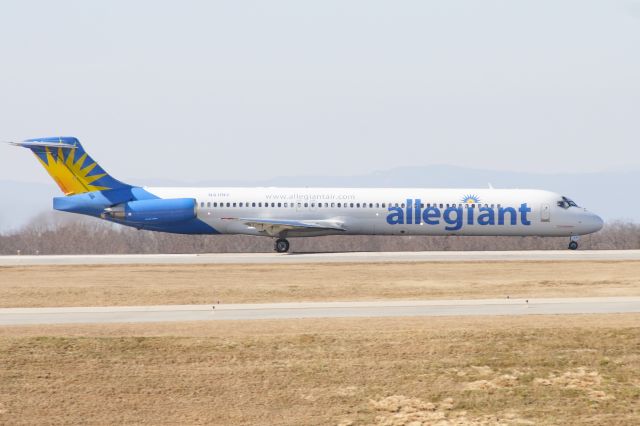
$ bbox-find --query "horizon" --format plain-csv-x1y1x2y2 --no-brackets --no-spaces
4,159,640,187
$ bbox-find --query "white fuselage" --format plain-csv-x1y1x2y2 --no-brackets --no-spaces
146,187,603,238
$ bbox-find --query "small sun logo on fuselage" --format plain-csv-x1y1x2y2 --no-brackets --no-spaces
461,194,481,204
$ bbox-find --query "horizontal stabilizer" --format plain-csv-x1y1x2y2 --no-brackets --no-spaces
10,140,78,149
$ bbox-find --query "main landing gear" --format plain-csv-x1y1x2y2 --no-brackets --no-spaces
274,238,290,253
568,235,580,250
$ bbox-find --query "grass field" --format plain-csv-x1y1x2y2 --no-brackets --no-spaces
1,315,640,425
1,261,639,424
0,260,639,307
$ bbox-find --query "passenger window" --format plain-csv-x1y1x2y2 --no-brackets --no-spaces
350,203,354,208
401,203,405,208
284,202,288,207
271,203,275,207
382,203,386,208
239,202,243,207
337,203,341,207
304,203,308,207
213,202,217,207
439,204,443,208
252,202,256,207
318,203,322,208
277,202,281,207
331,203,335,207
200,202,204,208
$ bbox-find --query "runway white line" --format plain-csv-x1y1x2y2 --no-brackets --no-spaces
2,250,640,266
1,297,639,325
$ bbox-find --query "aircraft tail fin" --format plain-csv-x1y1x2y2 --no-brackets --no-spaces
11,136,131,196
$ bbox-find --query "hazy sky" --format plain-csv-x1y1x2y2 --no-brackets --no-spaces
2,0,639,184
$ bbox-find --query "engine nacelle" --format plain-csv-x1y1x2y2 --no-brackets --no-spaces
101,198,197,225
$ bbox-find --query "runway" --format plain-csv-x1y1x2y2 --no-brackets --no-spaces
1,297,639,325
2,250,640,266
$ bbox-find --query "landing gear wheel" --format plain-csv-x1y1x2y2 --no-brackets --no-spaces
274,238,290,253
568,241,578,250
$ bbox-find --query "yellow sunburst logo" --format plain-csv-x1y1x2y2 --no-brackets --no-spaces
35,147,110,195
461,194,481,204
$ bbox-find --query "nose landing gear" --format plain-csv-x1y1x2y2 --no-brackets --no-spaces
274,238,290,253
568,235,580,250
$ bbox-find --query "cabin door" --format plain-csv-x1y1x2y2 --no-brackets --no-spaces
540,204,551,222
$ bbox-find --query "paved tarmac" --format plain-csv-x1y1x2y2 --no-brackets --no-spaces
1,297,639,325
1,250,640,266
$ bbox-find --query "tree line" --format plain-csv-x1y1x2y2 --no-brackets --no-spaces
1,212,639,255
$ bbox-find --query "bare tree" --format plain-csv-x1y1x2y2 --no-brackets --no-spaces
1,214,638,254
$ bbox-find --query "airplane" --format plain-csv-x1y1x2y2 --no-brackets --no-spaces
11,136,603,252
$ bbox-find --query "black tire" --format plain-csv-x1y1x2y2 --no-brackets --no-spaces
275,238,290,253
568,241,578,250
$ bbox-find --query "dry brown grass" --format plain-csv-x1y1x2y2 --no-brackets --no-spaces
1,260,639,307
1,261,639,424
1,315,639,425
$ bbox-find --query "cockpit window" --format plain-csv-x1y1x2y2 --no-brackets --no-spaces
557,196,579,209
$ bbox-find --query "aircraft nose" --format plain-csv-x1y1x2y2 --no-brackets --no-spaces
585,212,604,233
